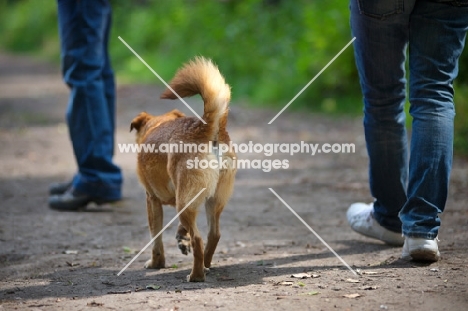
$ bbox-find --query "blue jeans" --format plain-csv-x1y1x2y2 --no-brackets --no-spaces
58,0,122,200
351,0,468,239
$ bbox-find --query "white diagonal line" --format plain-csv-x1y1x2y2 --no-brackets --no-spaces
117,188,206,276
269,188,358,276
118,36,206,124
268,37,356,124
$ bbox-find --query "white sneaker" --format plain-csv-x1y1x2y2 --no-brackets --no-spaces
347,202,404,246
402,237,440,262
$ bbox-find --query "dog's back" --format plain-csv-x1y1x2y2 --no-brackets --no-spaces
131,57,235,203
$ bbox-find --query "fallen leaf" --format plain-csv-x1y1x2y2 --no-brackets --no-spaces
343,293,361,299
122,246,133,253
297,281,306,287
345,278,360,283
279,281,294,286
360,286,378,290
361,271,380,275
146,284,161,290
87,301,104,307
291,273,311,279
306,291,319,296
101,280,114,286
66,261,79,267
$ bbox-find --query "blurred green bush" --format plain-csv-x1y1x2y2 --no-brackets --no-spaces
0,0,466,154
109,0,360,111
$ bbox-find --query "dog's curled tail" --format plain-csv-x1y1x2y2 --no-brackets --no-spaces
160,57,231,140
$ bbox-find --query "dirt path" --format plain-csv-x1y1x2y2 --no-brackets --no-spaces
1,52,467,311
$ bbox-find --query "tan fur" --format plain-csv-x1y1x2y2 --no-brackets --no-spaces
131,57,236,282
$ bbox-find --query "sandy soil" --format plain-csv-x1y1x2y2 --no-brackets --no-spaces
0,52,467,311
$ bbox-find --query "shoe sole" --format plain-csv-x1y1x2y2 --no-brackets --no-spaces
408,249,440,262
351,226,404,246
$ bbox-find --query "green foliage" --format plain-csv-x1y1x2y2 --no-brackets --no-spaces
109,0,359,110
454,85,468,156
0,0,466,154
0,0,58,58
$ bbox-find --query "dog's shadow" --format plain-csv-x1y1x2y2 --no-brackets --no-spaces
0,241,421,302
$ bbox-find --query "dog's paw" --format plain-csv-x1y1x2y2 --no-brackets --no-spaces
144,258,165,269
177,237,191,255
178,241,191,255
187,273,205,282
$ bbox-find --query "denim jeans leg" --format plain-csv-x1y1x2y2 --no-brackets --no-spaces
102,8,117,156
350,0,417,233
58,0,122,200
400,1,468,239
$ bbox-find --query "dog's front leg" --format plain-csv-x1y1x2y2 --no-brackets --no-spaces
144,193,166,269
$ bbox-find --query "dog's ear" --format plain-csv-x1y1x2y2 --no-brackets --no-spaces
168,109,185,119
130,112,151,132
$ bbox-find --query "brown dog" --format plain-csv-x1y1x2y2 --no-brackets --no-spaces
130,57,236,282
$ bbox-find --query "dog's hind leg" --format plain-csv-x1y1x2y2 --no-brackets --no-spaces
144,193,166,269
204,197,222,269
177,193,206,282
204,168,235,269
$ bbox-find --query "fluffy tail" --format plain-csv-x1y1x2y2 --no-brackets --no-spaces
160,57,231,141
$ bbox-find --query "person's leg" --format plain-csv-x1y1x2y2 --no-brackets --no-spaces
401,0,468,239
348,0,416,236
102,7,117,153
57,0,122,201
